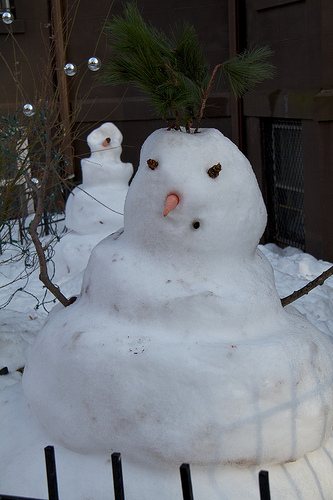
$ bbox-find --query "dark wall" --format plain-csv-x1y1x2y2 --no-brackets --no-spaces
0,1,50,114
243,0,333,260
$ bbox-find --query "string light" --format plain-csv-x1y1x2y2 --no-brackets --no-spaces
22,104,36,117
64,58,101,76
23,57,102,119
2,11,13,24
63,63,77,76
87,57,101,71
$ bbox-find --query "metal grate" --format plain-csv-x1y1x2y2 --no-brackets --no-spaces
262,118,305,250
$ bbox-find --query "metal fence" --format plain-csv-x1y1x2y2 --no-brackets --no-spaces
0,212,66,254
0,446,271,500
262,118,306,251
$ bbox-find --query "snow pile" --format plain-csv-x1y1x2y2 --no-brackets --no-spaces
1,128,333,499
261,243,333,336
54,122,132,282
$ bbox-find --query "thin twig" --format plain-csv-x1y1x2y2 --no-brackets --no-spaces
0,52,26,101
27,107,73,307
281,265,333,307
195,63,222,132
164,62,178,86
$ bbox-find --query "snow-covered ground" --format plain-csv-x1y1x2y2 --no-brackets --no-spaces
1,237,333,498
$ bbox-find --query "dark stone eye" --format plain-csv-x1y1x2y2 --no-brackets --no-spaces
192,221,200,229
207,163,222,178
147,158,158,170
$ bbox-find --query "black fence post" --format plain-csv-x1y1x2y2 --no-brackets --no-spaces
180,463,194,500
111,453,125,500
43,210,50,236
259,470,271,500
44,446,59,500
0,496,46,500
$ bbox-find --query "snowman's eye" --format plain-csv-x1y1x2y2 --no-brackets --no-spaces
192,221,200,229
207,163,222,178
147,158,158,170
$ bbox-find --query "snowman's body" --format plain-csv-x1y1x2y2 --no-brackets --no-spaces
23,128,333,498
54,122,132,281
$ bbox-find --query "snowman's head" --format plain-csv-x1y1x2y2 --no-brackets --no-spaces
124,128,267,263
87,122,123,160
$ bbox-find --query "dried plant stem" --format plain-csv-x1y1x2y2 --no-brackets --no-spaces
26,109,72,308
281,266,333,307
195,63,222,132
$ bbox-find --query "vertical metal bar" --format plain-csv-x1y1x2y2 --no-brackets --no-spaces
43,209,49,236
180,463,194,500
111,452,125,500
44,446,59,500
19,218,24,245
259,470,271,500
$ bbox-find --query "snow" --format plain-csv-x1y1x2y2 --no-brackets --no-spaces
53,122,132,282
1,127,333,499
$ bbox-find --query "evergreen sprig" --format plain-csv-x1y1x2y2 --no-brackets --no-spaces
100,2,275,132
101,3,209,131
222,46,275,98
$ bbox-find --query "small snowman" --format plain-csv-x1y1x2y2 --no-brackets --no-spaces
54,122,133,282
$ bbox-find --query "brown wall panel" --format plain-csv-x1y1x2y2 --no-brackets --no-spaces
1,0,333,259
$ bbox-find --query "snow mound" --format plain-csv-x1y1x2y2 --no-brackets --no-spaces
23,129,333,463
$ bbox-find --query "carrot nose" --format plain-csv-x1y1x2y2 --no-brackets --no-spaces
163,194,179,217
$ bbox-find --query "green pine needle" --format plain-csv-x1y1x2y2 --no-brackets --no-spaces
222,46,275,98
171,22,210,88
100,2,275,131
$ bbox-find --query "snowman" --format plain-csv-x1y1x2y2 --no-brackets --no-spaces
22,127,333,499
54,122,133,282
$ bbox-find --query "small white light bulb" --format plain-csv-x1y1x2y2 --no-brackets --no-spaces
2,11,13,24
64,63,77,76
87,57,101,71
22,104,36,117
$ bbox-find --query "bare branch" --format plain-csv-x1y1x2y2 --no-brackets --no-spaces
27,106,73,308
195,63,222,132
281,265,333,307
